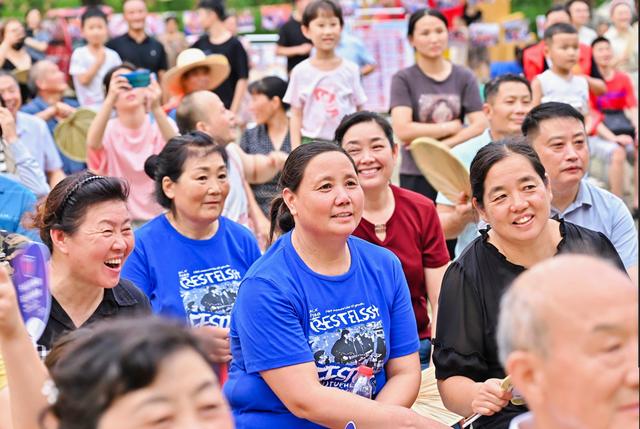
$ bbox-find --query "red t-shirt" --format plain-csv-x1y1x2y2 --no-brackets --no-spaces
352,185,449,340
590,70,638,112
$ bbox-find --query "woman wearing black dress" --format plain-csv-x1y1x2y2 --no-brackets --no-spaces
433,138,625,429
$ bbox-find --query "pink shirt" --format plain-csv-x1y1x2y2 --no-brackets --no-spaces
88,116,175,221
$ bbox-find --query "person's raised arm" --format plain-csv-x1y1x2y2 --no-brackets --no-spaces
531,77,543,106
436,193,476,240
290,107,303,150
235,141,286,184
148,78,178,143
86,73,131,150
440,111,487,149
262,362,448,429
585,75,606,96
0,266,50,429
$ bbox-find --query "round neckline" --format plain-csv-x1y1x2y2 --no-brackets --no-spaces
160,214,224,246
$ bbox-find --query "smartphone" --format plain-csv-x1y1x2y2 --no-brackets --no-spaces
122,70,151,88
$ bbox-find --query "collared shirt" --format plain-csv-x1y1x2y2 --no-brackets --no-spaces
21,96,85,174
551,179,638,270
436,128,493,257
16,111,63,176
107,33,168,74
36,279,151,359
0,176,38,240
508,412,534,429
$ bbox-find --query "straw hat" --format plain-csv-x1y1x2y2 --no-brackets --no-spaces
162,48,230,97
53,108,97,162
410,136,472,203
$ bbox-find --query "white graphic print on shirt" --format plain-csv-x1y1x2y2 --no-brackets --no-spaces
308,303,387,391
179,264,241,328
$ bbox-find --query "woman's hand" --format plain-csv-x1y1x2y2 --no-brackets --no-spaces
192,326,232,363
471,378,513,416
0,265,22,342
105,73,131,105
146,76,163,111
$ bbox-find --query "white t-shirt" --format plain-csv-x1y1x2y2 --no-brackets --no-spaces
222,144,250,229
538,69,589,114
69,46,122,110
283,58,367,140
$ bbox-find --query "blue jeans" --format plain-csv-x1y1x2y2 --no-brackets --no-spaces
419,338,432,370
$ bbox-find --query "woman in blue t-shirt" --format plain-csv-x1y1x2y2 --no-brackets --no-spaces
224,142,447,429
122,131,261,364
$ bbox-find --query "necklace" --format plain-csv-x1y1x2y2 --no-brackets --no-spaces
374,223,386,234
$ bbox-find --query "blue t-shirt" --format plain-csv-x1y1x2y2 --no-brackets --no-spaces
224,231,419,429
0,176,38,240
122,215,261,327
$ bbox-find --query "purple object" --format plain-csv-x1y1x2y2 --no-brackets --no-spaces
10,242,51,341
345,422,357,429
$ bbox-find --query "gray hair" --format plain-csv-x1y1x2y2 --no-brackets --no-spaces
28,59,57,94
496,280,549,367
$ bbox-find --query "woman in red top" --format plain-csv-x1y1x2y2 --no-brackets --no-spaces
335,111,450,368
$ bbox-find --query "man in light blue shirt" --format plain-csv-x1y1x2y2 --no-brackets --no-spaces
0,71,65,190
0,175,39,240
336,31,376,77
522,102,637,281
436,74,534,257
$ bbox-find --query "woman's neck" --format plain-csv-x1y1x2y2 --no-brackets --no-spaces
167,212,219,240
291,228,351,276
50,258,105,328
312,49,340,69
266,110,289,149
117,107,146,129
416,55,450,78
363,184,394,221
488,219,561,268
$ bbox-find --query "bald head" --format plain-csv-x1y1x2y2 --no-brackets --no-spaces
176,90,235,143
498,255,638,429
498,255,631,363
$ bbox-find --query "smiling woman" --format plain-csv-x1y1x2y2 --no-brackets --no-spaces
29,172,151,357
432,138,626,429
121,131,261,364
224,142,448,429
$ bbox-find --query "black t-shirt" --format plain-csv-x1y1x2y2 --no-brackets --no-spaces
37,279,152,359
277,18,310,72
190,35,249,109
433,219,624,429
106,33,168,74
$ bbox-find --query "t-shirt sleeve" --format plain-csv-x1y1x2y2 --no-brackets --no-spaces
232,39,249,80
233,277,313,374
277,24,289,46
389,70,413,110
460,67,483,114
621,73,638,108
609,202,638,270
388,255,421,359
433,262,489,381
122,240,155,300
282,67,302,108
69,48,86,75
420,201,449,268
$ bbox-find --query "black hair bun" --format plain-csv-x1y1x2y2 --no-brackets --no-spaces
144,155,160,179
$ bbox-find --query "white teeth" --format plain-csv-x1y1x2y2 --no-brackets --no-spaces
334,213,351,218
105,258,122,265
514,216,532,225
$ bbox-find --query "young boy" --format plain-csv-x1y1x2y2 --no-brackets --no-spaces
191,0,249,115
531,23,589,114
69,7,122,110
284,0,366,148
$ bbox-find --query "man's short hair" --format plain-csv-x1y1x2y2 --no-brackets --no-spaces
521,102,585,140
176,91,208,134
546,4,569,18
28,60,55,94
197,0,226,20
483,73,532,102
544,22,578,42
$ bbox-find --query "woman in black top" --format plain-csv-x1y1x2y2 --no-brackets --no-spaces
433,139,624,429
240,76,291,215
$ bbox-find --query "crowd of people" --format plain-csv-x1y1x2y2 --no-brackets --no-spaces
0,0,638,428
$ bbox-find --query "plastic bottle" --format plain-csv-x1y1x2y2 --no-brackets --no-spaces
350,365,374,399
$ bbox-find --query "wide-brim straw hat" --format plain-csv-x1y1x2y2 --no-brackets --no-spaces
410,136,472,203
53,108,97,162
162,48,230,97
